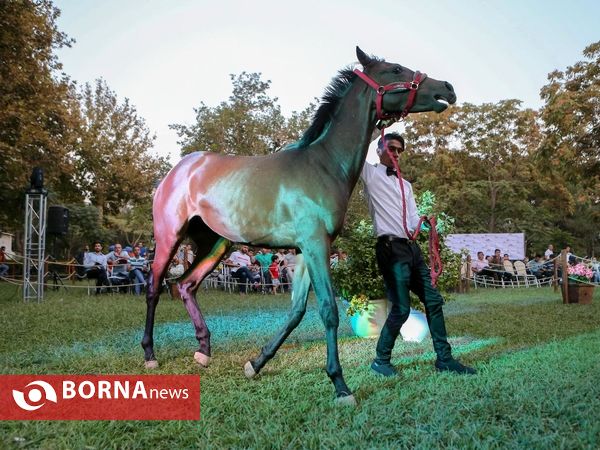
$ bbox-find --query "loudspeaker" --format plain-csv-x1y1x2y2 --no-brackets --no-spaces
47,206,69,235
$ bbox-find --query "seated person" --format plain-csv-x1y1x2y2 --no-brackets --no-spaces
471,251,495,278
0,246,10,278
225,245,253,294
83,241,110,293
526,254,546,278
106,243,129,286
168,255,185,279
128,246,148,295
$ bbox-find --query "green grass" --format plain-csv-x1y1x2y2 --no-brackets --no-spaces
0,285,599,449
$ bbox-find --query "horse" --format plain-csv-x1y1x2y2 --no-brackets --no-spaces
142,47,456,405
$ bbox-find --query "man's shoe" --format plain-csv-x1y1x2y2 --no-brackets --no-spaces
435,358,476,375
371,360,398,377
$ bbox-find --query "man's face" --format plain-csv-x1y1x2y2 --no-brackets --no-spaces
133,247,140,256
495,250,501,257
94,243,102,253
478,252,484,260
379,138,404,168
114,244,122,253
241,246,249,254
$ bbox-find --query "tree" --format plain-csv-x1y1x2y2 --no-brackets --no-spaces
0,0,82,230
171,72,314,156
74,79,170,219
540,41,600,185
539,41,600,255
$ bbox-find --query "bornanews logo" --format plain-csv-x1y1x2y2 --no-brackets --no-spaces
0,375,200,420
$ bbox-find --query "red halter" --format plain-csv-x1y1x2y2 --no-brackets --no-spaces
354,67,443,286
353,68,427,121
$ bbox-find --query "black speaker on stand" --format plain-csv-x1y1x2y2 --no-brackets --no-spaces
47,205,70,264
47,206,69,235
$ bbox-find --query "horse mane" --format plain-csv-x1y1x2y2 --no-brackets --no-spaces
289,61,372,149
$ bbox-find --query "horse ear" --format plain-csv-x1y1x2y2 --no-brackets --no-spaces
356,46,373,67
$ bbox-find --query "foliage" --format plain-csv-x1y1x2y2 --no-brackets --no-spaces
74,79,170,219
415,191,462,299
0,0,82,228
331,220,385,314
539,40,600,185
171,72,316,156
567,263,594,284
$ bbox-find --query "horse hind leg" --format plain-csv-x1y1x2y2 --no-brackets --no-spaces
245,253,310,378
179,222,230,367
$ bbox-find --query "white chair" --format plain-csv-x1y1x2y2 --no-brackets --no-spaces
513,260,539,287
502,260,517,287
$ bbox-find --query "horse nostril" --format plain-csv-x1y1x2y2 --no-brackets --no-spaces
445,82,454,92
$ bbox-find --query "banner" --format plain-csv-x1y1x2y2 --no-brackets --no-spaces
0,375,200,421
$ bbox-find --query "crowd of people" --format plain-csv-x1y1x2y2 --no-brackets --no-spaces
468,243,599,283
222,246,297,295
77,241,151,295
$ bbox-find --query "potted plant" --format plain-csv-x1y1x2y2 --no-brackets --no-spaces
565,263,595,304
332,191,461,339
332,220,429,340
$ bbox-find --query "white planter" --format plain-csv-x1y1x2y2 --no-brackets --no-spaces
348,299,430,343
400,309,430,342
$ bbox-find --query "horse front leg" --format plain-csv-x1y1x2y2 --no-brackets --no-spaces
245,254,310,377
302,238,355,406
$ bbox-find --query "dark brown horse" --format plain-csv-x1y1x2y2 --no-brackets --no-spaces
142,47,456,405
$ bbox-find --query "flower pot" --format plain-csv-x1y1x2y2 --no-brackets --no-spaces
348,300,430,342
400,310,430,343
349,298,388,338
565,283,594,304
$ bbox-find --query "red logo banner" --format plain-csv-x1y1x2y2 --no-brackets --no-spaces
0,375,200,420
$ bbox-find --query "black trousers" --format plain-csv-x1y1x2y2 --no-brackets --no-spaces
375,237,452,363
85,266,109,291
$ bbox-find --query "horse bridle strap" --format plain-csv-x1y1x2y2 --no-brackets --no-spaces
353,68,427,120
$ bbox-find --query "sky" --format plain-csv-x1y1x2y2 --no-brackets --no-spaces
53,0,600,165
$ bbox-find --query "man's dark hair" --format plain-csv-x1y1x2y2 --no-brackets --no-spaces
93,241,101,246
377,132,405,150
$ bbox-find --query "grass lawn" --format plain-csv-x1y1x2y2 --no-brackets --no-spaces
0,285,599,449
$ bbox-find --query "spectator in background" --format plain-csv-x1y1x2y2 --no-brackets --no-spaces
526,254,545,278
544,244,554,260
471,251,492,277
138,241,148,258
185,244,195,269
0,246,9,278
84,241,110,293
106,243,129,278
128,246,148,295
254,248,273,287
565,245,575,265
168,255,185,279
591,258,600,283
283,248,297,285
268,255,281,294
225,245,253,294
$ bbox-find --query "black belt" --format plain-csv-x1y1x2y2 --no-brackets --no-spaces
377,235,410,244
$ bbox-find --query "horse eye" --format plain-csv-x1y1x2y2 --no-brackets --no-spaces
393,66,403,74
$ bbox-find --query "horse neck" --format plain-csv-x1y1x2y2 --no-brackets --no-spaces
309,84,376,186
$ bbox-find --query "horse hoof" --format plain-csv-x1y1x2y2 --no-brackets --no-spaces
194,352,211,367
144,360,159,369
335,394,357,407
244,361,257,378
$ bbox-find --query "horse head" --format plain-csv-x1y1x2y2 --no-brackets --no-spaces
355,46,456,118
